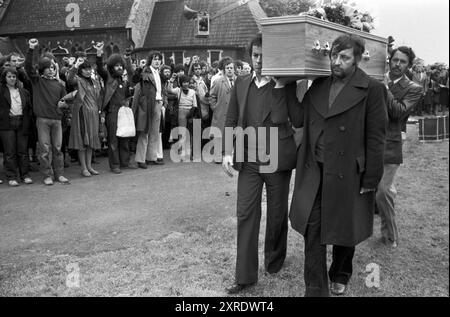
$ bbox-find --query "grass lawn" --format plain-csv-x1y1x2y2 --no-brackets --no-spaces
0,123,448,297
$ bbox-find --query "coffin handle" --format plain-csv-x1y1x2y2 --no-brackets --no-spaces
312,40,321,54
363,50,370,61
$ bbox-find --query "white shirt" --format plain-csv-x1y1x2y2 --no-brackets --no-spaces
9,87,23,116
252,72,271,88
150,66,163,101
386,72,404,86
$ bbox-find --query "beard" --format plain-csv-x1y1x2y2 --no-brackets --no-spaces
113,68,124,78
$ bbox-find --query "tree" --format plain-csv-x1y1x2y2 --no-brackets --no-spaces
259,0,316,17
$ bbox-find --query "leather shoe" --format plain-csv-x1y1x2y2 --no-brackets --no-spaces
111,168,122,174
138,163,148,169
226,283,254,295
148,160,164,166
330,282,347,296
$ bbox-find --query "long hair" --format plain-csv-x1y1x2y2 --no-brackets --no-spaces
106,54,125,75
1,67,19,87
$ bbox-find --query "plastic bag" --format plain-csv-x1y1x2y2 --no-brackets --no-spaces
116,106,136,137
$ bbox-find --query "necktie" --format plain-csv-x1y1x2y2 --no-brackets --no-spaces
388,81,394,90
229,78,234,88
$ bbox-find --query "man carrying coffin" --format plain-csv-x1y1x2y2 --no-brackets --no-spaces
286,34,388,296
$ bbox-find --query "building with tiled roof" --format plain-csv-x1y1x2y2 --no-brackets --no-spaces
137,0,267,65
0,0,156,61
0,0,267,66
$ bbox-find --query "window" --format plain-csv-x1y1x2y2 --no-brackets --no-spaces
208,50,222,65
163,52,174,65
196,14,209,37
174,51,184,65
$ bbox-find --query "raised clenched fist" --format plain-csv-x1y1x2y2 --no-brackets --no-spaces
74,57,85,68
68,57,76,66
29,38,39,49
124,47,133,58
95,42,104,51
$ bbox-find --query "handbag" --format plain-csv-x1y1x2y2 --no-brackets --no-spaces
116,106,136,137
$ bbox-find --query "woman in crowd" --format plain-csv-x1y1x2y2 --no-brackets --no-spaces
0,67,33,186
66,57,102,177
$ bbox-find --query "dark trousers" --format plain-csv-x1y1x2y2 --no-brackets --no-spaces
0,116,30,180
235,162,292,285
304,164,355,297
106,111,130,169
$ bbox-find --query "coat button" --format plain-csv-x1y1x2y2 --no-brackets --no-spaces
339,151,345,156
311,120,315,125
339,126,346,132
339,174,344,179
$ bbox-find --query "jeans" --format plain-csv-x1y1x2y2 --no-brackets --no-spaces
36,117,64,179
0,116,30,180
376,164,400,243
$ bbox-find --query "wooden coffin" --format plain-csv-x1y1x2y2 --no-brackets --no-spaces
418,116,449,142
260,15,388,80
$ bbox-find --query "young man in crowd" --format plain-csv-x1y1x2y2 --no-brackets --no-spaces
191,62,210,125
132,51,165,168
25,39,69,185
209,56,235,160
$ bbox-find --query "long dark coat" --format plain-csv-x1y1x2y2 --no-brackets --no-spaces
287,68,388,247
131,68,165,134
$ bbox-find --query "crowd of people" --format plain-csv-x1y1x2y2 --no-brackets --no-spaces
0,40,250,185
408,64,449,116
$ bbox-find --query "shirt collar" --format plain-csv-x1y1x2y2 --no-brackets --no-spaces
387,72,405,85
252,71,271,87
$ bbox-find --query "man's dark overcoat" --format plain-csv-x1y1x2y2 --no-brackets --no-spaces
287,68,388,247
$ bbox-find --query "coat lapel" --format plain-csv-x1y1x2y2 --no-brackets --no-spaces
3,87,11,108
390,76,409,99
327,68,369,118
309,77,331,118
238,75,253,127
104,78,119,108
261,80,276,123
142,67,157,88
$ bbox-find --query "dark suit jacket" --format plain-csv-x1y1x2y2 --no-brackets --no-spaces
385,75,423,164
224,74,297,173
0,84,33,134
287,68,388,246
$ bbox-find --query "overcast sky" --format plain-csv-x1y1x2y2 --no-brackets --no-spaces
353,0,449,65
